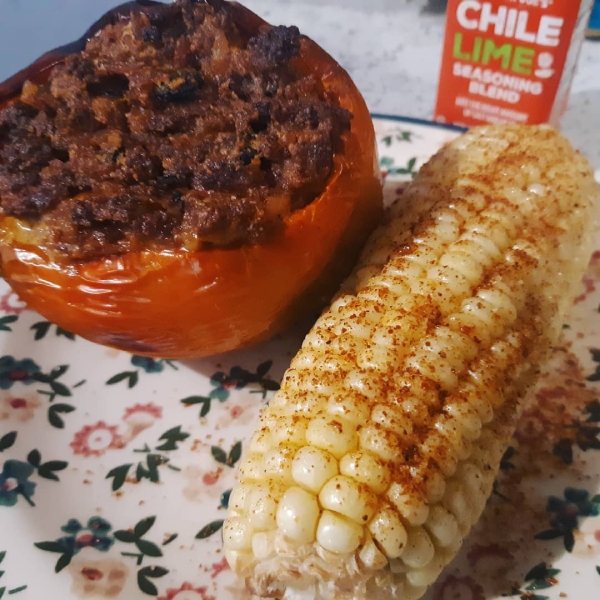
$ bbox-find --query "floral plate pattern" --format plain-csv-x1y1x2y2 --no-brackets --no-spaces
0,117,599,600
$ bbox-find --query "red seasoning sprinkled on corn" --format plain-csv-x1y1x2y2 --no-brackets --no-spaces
223,124,600,600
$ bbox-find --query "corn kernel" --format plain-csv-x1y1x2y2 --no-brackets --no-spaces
357,344,400,372
313,353,354,374
439,250,484,286
276,486,320,544
316,510,363,554
422,469,446,504
302,325,336,350
339,451,390,494
367,505,407,559
457,463,487,520
424,505,460,548
238,453,264,482
345,368,386,399
367,272,412,297
291,446,338,494
290,349,316,370
458,382,494,424
477,287,517,325
442,480,473,533
326,392,370,426
434,417,473,461
251,531,276,560
228,483,251,514
246,486,278,531
306,415,358,459
406,554,446,587
358,538,389,570
371,404,413,439
261,446,296,486
223,517,253,552
271,415,308,446
419,433,459,479
471,214,511,250
359,425,400,462
331,310,375,339
455,231,501,267
443,399,482,441
386,482,429,526
406,349,459,392
319,475,378,525
249,427,273,454
401,526,435,569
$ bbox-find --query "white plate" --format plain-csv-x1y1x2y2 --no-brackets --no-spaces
1,115,599,600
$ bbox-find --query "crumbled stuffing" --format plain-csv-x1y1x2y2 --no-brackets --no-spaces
0,0,351,259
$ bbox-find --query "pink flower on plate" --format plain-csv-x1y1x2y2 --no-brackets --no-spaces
68,555,129,598
182,465,224,503
0,393,41,422
122,402,163,440
574,275,596,303
123,402,162,422
216,405,255,428
71,422,122,457
575,249,600,303
158,582,215,600
210,557,230,579
0,289,27,315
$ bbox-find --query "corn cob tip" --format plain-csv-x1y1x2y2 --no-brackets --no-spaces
224,124,600,600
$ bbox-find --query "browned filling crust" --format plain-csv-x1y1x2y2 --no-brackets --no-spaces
0,0,351,260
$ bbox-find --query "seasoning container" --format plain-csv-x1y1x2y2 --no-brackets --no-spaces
434,0,594,127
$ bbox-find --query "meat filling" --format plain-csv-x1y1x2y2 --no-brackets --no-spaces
0,0,352,259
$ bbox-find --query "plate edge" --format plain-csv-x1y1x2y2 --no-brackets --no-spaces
371,113,468,133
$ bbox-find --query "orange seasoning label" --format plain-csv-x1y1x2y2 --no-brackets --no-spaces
434,0,593,126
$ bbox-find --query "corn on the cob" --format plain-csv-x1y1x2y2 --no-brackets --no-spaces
223,125,600,600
